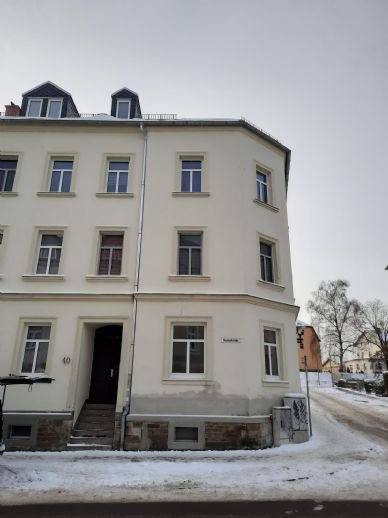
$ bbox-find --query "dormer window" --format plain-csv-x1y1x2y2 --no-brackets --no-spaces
26,98,63,118
47,99,62,118
26,99,43,117
116,100,131,119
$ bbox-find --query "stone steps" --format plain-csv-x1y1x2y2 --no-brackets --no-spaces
72,428,114,438
67,403,116,451
68,435,113,446
67,444,112,451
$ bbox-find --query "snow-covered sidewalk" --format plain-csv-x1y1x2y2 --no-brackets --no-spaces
1,388,387,504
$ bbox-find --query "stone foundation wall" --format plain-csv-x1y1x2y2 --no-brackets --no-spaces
124,416,273,451
205,422,272,450
4,413,73,451
124,421,169,450
35,419,72,451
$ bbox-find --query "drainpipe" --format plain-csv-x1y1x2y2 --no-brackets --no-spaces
120,122,148,450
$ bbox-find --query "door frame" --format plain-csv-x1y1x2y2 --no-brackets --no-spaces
89,324,123,404
68,317,130,422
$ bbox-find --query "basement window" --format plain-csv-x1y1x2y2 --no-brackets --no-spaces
8,425,32,438
175,426,199,442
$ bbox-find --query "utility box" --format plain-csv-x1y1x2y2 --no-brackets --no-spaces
272,406,292,447
283,393,309,443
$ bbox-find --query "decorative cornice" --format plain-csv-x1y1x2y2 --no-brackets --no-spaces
0,292,132,302
0,290,298,313
134,292,299,314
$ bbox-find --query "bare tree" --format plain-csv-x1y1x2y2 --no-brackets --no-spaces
307,280,359,371
353,300,388,370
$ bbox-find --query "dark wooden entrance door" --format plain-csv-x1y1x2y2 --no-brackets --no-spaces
89,325,122,404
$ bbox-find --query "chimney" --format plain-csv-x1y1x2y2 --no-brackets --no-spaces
5,102,21,117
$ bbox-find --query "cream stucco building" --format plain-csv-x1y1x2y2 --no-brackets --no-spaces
0,82,302,451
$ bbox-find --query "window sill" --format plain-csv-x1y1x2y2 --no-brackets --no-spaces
257,279,285,290
253,198,279,212
95,192,134,198
85,275,129,281
0,192,18,197
262,379,289,387
162,378,214,386
22,275,65,281
172,192,210,197
168,275,211,282
37,192,76,197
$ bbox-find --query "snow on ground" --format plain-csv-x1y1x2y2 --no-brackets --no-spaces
0,387,387,505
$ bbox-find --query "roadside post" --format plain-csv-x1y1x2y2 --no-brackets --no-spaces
303,355,313,437
296,324,312,437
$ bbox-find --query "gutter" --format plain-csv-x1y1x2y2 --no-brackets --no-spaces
119,124,148,450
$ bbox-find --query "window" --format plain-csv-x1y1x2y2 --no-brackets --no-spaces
8,425,32,439
264,328,279,377
171,324,205,375
178,233,202,275
0,231,3,245
26,99,43,117
256,170,268,203
260,241,274,283
175,427,199,442
106,160,129,193
0,159,17,192
49,159,73,192
36,233,63,275
47,99,62,118
21,325,51,374
98,233,123,275
181,159,202,192
116,100,131,119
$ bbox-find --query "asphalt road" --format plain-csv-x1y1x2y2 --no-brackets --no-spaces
1,501,388,517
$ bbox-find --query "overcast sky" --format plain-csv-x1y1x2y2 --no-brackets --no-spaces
1,0,387,320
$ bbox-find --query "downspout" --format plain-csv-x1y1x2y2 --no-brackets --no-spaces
120,122,148,450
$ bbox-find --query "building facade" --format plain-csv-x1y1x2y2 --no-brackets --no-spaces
0,82,302,451
296,322,322,372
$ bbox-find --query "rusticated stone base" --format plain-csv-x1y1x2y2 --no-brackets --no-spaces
205,421,272,450
124,421,169,450
3,413,73,451
36,419,72,451
124,416,273,451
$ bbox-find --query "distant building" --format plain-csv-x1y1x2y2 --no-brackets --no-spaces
296,321,322,372
321,359,340,373
344,333,385,375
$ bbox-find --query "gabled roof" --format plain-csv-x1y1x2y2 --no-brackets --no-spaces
111,87,139,98
22,81,73,97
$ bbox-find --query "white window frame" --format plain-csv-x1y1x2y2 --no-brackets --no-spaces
20,324,51,375
180,159,202,193
46,98,63,118
26,98,43,117
0,225,6,273
178,232,202,275
0,158,17,192
256,170,269,203
49,158,73,192
106,159,129,193
263,327,280,379
116,99,131,119
35,233,63,275
97,232,124,275
170,324,206,379
260,240,275,283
